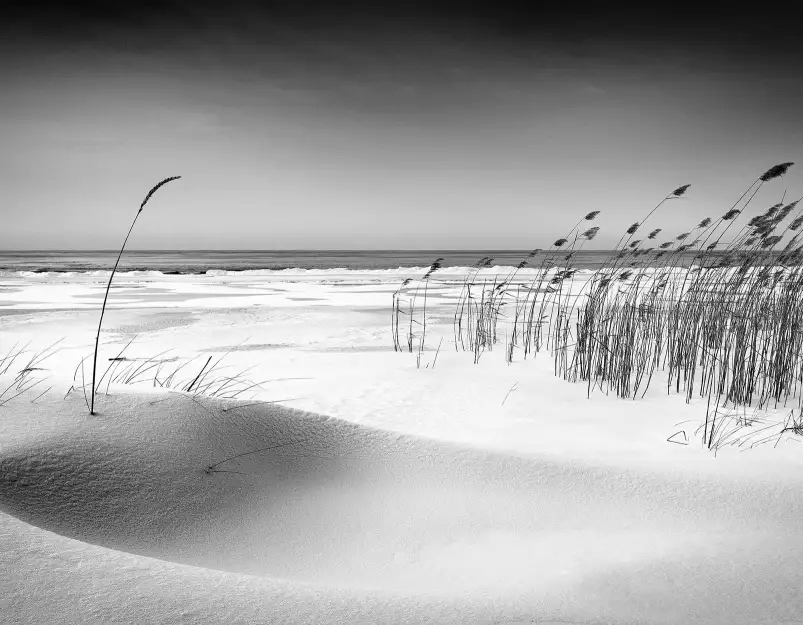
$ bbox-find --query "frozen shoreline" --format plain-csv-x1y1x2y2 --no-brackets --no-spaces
1,271,801,463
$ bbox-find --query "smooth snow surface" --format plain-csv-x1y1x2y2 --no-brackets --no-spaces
1,271,802,624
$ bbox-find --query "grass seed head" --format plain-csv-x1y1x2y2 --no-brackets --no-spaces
755,224,775,238
776,202,798,222
759,162,794,182
764,203,783,218
782,235,799,251
139,176,182,212
789,216,803,231
748,215,765,227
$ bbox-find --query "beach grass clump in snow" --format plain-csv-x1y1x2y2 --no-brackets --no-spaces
391,257,444,364
0,339,62,406
90,337,268,401
555,164,803,414
393,163,803,448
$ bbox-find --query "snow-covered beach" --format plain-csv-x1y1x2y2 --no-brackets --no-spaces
4,1,802,620
2,268,802,624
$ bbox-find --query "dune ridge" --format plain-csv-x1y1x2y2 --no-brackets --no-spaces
2,389,802,623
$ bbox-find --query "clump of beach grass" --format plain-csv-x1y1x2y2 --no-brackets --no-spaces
394,163,803,451
391,257,445,365
0,339,62,407
88,337,268,401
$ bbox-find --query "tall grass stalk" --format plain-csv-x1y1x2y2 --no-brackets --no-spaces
89,176,181,414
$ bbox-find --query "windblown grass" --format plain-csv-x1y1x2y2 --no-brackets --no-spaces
394,163,803,450
88,337,268,401
0,339,62,407
89,176,181,414
392,257,445,367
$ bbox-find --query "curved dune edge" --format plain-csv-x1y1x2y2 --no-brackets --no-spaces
1,389,803,624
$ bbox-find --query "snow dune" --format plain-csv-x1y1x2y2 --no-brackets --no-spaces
2,389,802,624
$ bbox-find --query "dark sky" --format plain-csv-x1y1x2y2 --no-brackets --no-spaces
2,2,801,249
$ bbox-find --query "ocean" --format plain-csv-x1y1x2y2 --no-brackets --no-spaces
0,249,707,275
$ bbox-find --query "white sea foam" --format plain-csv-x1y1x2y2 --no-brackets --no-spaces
1,265,602,279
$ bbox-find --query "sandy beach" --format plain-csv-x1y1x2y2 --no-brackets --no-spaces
1,269,802,624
